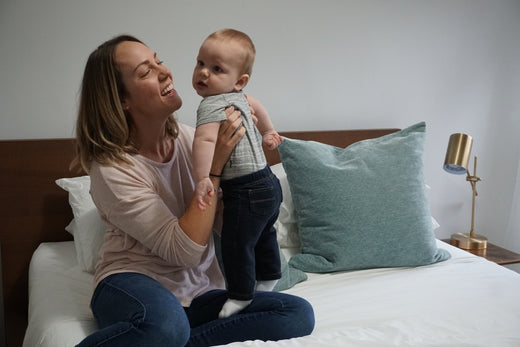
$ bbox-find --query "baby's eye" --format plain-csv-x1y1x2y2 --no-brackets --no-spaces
197,60,204,67
156,60,164,65
213,66,222,73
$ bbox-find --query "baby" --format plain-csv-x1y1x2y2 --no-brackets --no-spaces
192,29,283,318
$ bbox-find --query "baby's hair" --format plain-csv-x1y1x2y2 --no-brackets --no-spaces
206,29,256,76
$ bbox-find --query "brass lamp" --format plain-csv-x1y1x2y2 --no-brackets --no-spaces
443,133,487,250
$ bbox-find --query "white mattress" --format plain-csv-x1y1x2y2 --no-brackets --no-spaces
23,240,520,347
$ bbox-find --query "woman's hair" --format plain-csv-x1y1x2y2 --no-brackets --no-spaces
206,29,256,76
73,34,178,173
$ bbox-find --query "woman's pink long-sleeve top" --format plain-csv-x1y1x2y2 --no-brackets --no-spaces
89,123,224,306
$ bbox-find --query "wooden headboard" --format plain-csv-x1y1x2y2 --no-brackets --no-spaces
0,128,398,346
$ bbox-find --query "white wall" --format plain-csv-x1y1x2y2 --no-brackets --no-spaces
2,1,520,254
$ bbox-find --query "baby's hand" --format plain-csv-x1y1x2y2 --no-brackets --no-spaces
263,132,283,150
195,177,215,211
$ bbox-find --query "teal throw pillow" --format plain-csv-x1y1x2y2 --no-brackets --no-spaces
279,122,450,273
273,249,308,291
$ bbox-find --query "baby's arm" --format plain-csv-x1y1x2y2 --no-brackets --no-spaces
193,122,221,210
246,95,283,150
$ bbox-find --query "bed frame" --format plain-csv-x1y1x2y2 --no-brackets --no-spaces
0,128,398,346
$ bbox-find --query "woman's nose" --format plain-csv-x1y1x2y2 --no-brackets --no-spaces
158,65,170,81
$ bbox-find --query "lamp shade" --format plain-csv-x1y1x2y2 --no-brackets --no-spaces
443,133,473,175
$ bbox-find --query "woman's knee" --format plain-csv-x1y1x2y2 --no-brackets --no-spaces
254,292,315,338
93,273,192,345
138,289,191,345
142,317,190,346
292,296,315,335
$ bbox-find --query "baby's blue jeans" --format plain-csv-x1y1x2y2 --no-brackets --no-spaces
220,165,283,301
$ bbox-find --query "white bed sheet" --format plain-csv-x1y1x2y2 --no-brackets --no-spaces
23,240,520,347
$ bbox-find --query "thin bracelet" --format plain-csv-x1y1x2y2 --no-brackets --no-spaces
209,172,222,178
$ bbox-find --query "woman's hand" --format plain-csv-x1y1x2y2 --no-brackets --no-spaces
210,106,245,176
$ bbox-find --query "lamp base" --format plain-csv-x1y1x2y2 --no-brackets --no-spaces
450,232,487,250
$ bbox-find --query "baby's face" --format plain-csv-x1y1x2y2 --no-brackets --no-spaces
192,38,245,97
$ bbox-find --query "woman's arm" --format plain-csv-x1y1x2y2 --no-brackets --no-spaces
179,107,244,245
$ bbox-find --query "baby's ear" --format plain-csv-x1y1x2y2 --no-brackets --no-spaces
234,74,250,91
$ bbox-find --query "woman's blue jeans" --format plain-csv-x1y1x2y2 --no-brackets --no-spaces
76,272,314,346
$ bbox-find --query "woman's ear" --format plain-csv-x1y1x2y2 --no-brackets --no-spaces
234,74,250,91
121,99,130,111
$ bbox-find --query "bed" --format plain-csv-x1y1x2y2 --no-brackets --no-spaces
1,125,520,347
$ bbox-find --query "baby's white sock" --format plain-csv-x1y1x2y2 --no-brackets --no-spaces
256,280,278,292
218,299,252,318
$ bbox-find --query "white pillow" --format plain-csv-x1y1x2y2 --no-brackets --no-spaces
271,163,301,249
56,176,105,273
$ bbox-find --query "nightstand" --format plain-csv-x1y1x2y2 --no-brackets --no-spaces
443,239,520,265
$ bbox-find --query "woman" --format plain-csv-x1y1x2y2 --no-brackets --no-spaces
74,35,314,346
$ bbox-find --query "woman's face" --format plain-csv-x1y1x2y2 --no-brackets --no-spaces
115,41,182,124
